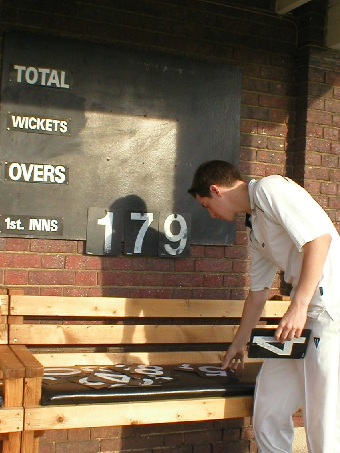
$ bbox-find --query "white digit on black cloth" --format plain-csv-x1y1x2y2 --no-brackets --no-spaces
133,365,164,376
198,365,227,377
44,367,82,376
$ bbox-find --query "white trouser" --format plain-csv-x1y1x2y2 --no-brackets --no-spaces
253,311,340,453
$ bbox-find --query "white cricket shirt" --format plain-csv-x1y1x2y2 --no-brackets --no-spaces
248,175,340,320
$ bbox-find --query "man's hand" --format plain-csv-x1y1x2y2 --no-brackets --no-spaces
221,343,246,370
275,303,308,342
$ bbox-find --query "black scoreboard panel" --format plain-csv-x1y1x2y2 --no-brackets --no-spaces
0,32,241,245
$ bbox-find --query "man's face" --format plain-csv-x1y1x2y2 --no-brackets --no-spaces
196,186,237,222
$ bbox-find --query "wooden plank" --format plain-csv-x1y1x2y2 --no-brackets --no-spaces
26,351,226,367
10,323,279,346
10,345,44,378
275,0,311,14
0,345,25,379
0,325,8,345
2,432,22,453
326,0,340,49
10,324,240,345
261,300,289,317
0,295,9,316
3,378,24,407
0,408,24,433
24,396,253,431
9,295,289,318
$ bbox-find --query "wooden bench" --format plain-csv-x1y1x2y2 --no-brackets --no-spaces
0,294,25,453
7,294,290,453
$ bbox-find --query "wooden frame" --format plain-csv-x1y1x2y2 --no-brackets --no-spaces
0,295,25,453
7,294,290,453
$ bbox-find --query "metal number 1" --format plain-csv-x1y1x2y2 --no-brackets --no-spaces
97,211,114,254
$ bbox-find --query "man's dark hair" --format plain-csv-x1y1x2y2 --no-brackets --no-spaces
188,160,242,198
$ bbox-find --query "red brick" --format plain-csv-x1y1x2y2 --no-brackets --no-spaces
105,257,133,271
55,439,100,453
185,428,222,445
322,153,338,167
28,271,75,285
192,289,231,299
4,270,28,285
67,428,90,441
330,141,340,154
174,259,195,272
330,168,340,181
232,260,249,273
98,272,142,286
231,289,249,299
242,91,259,106
320,182,337,195
30,240,77,253
146,259,174,272
5,238,30,251
141,272,164,286
132,257,147,271
304,180,321,194
41,255,65,269
164,273,203,287
305,152,322,166
323,127,339,140
100,437,122,451
327,70,340,85
190,245,205,258
195,259,232,273
224,274,245,288
90,425,122,439
40,287,63,296
194,446,212,453
130,288,172,298
325,98,340,114
241,120,258,134
204,246,225,259
329,197,340,209
242,426,254,441
224,246,249,260
164,432,184,446
75,271,97,286
156,447,191,453
259,94,291,110
304,167,330,181
12,254,41,268
241,133,267,149
118,433,164,450
307,110,332,125
204,274,224,287
306,123,323,138
265,164,285,176
257,150,285,163
309,67,325,83
306,138,331,153
212,440,250,452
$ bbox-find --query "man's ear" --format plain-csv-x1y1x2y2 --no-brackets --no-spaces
210,184,222,196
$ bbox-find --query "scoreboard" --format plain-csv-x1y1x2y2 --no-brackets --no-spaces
0,32,241,255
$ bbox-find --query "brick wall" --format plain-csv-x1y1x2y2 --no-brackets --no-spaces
0,0,339,452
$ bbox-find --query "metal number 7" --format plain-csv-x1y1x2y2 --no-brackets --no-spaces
131,212,154,253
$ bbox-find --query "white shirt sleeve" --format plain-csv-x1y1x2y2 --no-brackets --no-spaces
254,177,332,251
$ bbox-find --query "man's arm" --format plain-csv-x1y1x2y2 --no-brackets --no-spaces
221,288,269,370
275,233,332,342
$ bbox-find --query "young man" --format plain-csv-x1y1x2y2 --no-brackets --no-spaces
188,160,340,453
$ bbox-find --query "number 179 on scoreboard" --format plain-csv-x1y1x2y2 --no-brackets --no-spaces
86,207,191,257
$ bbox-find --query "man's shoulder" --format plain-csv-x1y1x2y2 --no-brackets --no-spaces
252,175,291,197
